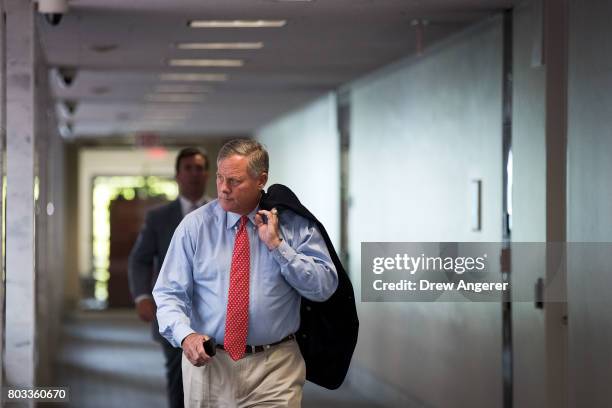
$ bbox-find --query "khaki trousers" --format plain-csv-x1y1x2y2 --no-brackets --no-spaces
182,338,306,408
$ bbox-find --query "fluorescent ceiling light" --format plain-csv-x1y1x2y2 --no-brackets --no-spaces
188,20,286,28
143,106,194,113
146,94,206,103
136,120,175,125
132,123,175,130
142,110,194,119
142,113,190,120
168,59,244,67
154,84,210,93
176,42,264,50
90,44,118,53
159,73,228,81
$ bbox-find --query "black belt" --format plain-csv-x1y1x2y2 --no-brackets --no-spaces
217,334,295,354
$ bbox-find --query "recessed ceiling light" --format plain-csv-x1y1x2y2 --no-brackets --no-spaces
91,86,110,95
143,105,194,112
142,106,194,113
176,42,264,50
90,44,118,53
134,121,175,128
145,94,206,103
168,59,244,67
154,84,210,93
142,114,190,121
142,110,193,117
159,73,228,81
188,20,287,28
116,112,130,121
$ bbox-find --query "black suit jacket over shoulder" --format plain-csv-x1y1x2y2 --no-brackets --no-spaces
260,184,359,390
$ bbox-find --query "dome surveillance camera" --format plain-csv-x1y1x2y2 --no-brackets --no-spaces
54,67,78,88
44,13,63,26
37,0,68,26
58,99,78,118
59,122,74,139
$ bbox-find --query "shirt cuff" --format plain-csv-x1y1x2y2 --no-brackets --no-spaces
270,239,296,267
134,294,153,304
173,324,196,349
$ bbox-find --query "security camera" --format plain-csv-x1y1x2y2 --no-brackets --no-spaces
59,99,78,118
45,14,63,25
37,0,68,26
54,67,78,88
59,122,74,139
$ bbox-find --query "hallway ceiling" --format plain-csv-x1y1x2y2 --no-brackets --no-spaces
38,0,514,141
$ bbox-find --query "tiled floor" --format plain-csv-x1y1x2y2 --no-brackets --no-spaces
54,310,380,408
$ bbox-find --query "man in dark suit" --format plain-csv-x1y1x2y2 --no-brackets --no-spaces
128,147,210,408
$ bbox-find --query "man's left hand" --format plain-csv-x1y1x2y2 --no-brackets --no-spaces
255,208,282,250
135,298,156,322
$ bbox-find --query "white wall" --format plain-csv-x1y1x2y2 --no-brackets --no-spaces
257,93,340,248
4,0,38,387
511,1,547,406
255,16,507,408
347,17,504,408
35,20,67,385
0,0,6,391
567,0,612,405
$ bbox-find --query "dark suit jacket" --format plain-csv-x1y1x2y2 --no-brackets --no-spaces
128,199,183,342
260,184,359,390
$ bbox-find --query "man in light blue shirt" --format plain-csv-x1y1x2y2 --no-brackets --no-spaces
153,138,338,407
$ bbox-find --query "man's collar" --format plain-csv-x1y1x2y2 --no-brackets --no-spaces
226,206,258,230
179,195,207,206
179,195,208,216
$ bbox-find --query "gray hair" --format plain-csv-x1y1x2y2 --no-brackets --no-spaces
217,138,269,178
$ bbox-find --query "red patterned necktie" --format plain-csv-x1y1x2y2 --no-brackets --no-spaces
224,215,250,361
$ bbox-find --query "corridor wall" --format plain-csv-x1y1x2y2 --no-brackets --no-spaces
34,24,68,386
0,0,5,391
347,16,503,408
257,93,340,249
257,15,506,407
2,0,68,387
567,0,612,405
510,1,547,406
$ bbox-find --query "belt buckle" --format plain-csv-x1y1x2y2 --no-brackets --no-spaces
246,344,256,354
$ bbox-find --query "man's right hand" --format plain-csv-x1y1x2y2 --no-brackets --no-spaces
182,333,213,366
135,298,156,322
